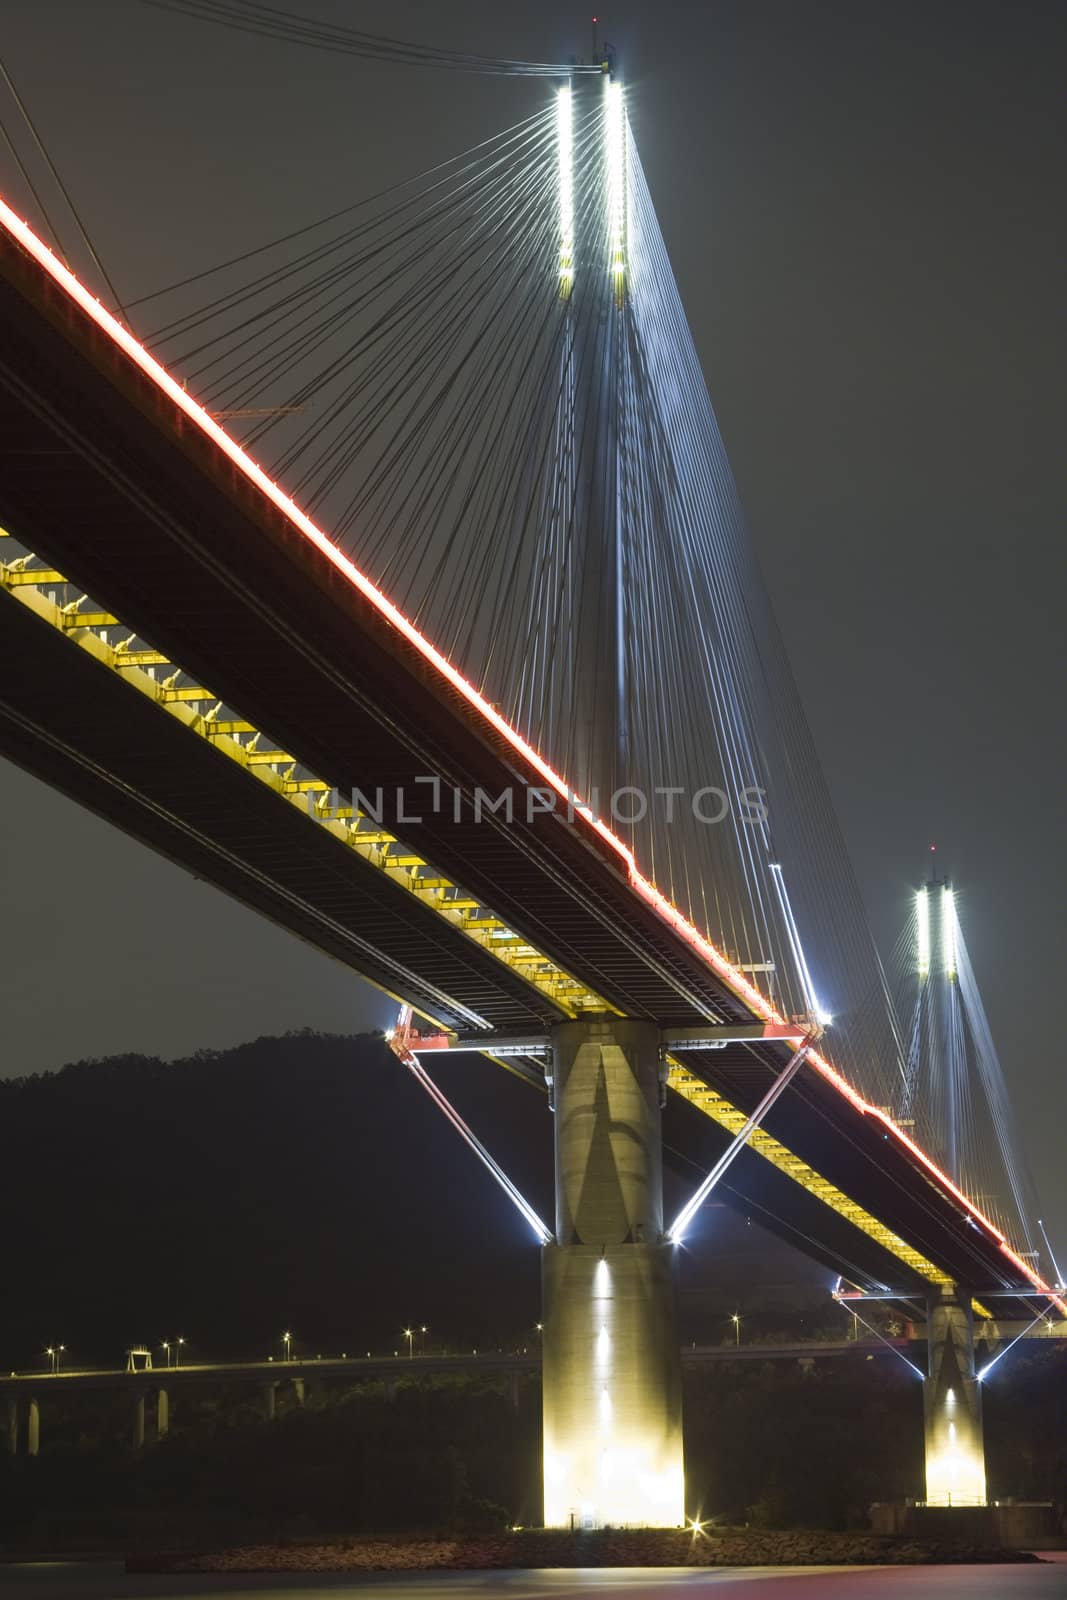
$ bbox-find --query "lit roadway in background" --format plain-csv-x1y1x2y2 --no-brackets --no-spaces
0,1339,943,1393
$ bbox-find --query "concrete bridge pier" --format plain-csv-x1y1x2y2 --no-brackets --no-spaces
262,1381,277,1422
26,1398,39,1457
923,1286,986,1506
542,1015,684,1529
6,1398,19,1456
132,1390,146,1452
156,1387,170,1440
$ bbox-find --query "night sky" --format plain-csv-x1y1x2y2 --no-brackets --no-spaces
1,2,1063,1256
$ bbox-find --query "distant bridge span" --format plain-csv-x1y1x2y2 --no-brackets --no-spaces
5,1329,1062,1458
0,1338,964,1398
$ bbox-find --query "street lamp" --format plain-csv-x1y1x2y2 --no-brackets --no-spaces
282,1331,292,1362
45,1345,64,1375
403,1327,414,1360
419,1325,427,1356
731,1314,741,1347
162,1337,186,1369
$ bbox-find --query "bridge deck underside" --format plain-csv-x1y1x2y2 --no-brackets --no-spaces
659,1111,929,1296
0,593,566,1036
0,235,752,1032
681,1044,1044,1311
0,223,1047,1316
0,583,943,1296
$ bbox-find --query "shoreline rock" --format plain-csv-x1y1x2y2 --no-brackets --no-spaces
127,1528,1044,1573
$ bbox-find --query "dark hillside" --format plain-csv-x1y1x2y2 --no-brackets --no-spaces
0,1031,553,1364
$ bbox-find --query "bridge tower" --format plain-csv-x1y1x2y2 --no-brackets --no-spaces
911,867,962,1183
923,1287,986,1507
559,64,630,805
543,1017,684,1528
910,870,987,1505
540,67,684,1530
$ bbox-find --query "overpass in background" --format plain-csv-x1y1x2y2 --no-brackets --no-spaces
5,1325,1062,1457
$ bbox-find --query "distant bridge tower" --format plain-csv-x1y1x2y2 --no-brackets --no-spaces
541,65,685,1531
908,864,987,1506
909,863,962,1185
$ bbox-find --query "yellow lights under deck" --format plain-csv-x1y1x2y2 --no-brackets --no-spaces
0,530,1013,1313
0,533,603,1027
667,1057,958,1292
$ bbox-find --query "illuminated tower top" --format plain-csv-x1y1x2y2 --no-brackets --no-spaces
912,853,962,1182
916,848,956,983
555,70,627,305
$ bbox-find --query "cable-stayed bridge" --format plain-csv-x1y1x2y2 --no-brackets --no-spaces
0,26,1061,1528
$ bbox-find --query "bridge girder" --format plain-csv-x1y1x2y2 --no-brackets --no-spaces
0,201,1059,1324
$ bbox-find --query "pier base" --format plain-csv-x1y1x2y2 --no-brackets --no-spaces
923,1289,986,1507
871,1501,1058,1548
542,1016,683,1528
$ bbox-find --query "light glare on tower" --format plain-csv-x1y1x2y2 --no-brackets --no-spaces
942,886,956,980
557,85,574,298
605,79,627,304
916,887,930,978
